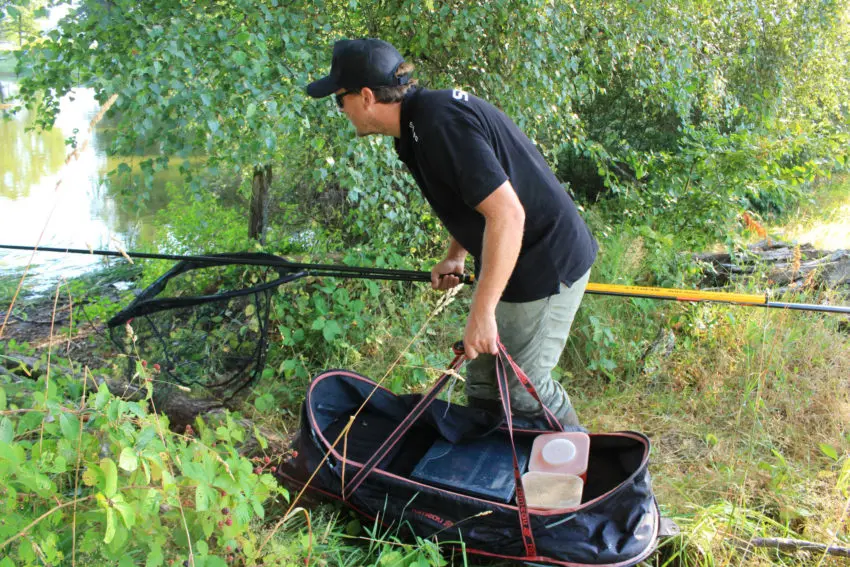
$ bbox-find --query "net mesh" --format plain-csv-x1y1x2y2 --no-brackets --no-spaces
107,253,304,403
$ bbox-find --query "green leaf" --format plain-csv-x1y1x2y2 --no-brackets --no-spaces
119,448,139,472
114,498,137,529
251,497,264,519
246,102,257,118
95,382,111,410
231,51,247,66
104,507,117,543
195,484,217,512
819,443,839,461
234,502,252,524
145,544,164,567
0,387,6,410
101,457,118,497
322,320,342,342
135,425,158,451
60,412,81,441
0,417,13,444
253,426,268,450
254,393,273,412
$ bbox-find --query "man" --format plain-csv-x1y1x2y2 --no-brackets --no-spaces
307,39,597,426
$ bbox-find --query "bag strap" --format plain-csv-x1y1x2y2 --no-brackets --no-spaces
495,351,537,558
345,340,558,558
496,340,563,432
343,348,466,499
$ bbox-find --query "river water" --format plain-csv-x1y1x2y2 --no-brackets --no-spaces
0,78,176,291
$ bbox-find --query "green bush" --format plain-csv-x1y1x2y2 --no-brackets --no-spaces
0,359,286,566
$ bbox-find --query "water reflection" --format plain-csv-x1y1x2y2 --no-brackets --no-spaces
0,81,176,290
0,107,66,199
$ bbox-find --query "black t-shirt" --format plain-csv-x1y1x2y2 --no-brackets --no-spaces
394,87,598,302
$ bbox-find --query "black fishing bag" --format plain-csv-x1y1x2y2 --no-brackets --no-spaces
278,345,660,566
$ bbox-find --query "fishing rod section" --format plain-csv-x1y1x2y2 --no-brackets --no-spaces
584,283,850,315
0,244,473,284
2,243,849,315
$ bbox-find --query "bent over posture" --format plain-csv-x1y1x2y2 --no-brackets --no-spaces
307,39,597,426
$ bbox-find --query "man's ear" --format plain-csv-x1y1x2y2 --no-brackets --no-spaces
360,87,375,108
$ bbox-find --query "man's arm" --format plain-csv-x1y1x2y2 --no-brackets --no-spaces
464,179,525,359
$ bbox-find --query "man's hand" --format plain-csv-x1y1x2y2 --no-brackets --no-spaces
431,256,466,290
463,304,498,359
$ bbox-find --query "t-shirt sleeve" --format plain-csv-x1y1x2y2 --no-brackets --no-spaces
424,116,509,209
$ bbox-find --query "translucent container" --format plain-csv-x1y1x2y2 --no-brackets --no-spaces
521,471,584,509
528,432,590,480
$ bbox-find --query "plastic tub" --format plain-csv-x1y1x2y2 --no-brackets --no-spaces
528,432,590,480
521,471,584,509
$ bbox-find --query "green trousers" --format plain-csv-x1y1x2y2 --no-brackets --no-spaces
465,269,591,426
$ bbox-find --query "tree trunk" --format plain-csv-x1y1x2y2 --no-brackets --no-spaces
249,164,272,244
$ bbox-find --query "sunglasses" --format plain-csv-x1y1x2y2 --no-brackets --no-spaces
335,90,358,109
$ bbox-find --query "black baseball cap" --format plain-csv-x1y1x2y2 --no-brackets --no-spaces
306,39,409,98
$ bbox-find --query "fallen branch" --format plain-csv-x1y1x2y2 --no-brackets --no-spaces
696,240,850,296
749,537,850,558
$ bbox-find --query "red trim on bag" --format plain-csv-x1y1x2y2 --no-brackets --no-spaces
305,371,651,516
282,472,660,567
461,501,660,567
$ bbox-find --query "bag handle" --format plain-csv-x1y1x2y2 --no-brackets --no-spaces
496,339,564,432
343,344,466,499
495,350,538,557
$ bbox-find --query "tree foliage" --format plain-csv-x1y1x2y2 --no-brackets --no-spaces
0,0,46,47
11,0,849,255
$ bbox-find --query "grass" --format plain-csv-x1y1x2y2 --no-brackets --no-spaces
772,175,850,250
562,179,850,564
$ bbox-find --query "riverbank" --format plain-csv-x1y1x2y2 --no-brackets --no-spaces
1,262,141,352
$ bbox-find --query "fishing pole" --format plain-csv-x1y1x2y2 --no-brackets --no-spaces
0,244,465,284
584,283,850,314
2,244,849,314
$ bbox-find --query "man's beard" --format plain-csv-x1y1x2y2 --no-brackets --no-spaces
353,117,380,137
